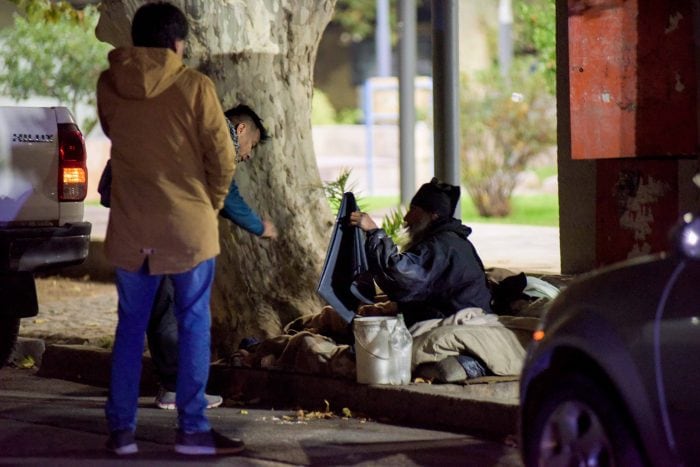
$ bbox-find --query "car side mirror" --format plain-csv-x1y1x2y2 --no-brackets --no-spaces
672,212,700,260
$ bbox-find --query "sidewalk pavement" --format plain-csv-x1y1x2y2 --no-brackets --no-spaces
22,341,519,439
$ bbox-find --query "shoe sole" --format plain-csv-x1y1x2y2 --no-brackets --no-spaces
156,400,222,410
174,444,244,455
108,443,138,455
206,398,223,409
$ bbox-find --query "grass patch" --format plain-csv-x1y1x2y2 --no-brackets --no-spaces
363,193,559,227
362,195,401,213
461,193,559,226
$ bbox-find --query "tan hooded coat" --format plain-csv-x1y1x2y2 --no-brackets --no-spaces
97,47,236,274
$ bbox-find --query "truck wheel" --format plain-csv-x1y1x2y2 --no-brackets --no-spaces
0,316,21,368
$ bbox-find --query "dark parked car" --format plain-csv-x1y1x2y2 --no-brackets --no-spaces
520,212,700,466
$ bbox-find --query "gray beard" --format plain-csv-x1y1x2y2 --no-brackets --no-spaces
404,216,433,250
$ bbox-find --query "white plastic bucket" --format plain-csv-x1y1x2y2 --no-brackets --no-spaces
353,316,397,384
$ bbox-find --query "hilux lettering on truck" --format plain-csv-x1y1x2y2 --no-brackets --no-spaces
12,134,55,143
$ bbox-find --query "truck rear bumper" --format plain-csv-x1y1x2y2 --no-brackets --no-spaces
0,222,92,272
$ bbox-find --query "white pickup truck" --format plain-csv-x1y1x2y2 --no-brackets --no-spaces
0,106,91,366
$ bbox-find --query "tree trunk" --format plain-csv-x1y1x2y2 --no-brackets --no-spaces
96,0,336,359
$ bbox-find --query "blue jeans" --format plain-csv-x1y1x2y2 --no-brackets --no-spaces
105,258,215,434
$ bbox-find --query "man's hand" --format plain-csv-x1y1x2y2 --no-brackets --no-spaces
349,211,378,232
357,301,397,317
261,220,278,239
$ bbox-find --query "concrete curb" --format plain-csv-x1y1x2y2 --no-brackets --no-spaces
37,343,519,439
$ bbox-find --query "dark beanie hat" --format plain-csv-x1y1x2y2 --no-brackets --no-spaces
410,177,460,218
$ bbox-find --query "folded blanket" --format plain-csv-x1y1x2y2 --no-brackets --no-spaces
409,308,497,337
411,312,540,376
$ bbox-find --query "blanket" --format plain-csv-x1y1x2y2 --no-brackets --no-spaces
411,309,539,376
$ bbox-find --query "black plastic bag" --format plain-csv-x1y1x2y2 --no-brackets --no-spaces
316,192,375,323
97,159,111,208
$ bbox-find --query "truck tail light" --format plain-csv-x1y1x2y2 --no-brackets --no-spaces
58,123,87,201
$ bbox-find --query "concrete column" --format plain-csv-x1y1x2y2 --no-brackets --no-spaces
431,0,461,213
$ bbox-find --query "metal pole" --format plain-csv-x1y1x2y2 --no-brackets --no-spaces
363,81,375,195
498,0,513,80
376,0,392,77
431,0,460,215
398,0,416,205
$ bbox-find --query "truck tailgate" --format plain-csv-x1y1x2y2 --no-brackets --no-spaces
0,107,60,224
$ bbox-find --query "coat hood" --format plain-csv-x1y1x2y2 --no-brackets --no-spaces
428,217,473,239
106,47,185,100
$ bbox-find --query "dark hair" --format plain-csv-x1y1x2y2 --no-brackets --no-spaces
131,2,189,51
224,104,270,143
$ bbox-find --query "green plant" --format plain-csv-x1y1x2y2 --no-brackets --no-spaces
323,168,364,213
333,0,398,43
335,107,362,124
515,0,556,95
312,88,337,125
381,206,408,247
322,172,409,245
93,335,114,351
0,1,111,134
460,60,556,218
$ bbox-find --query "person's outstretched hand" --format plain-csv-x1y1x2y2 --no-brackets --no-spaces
261,220,278,239
349,211,378,232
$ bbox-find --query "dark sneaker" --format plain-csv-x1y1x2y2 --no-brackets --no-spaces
106,429,138,455
155,386,223,410
174,429,245,455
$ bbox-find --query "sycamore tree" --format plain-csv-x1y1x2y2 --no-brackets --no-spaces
96,0,336,359
0,1,111,134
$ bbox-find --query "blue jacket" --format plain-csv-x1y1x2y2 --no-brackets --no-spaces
219,178,264,236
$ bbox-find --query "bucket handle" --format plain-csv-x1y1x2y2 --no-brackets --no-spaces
355,336,392,360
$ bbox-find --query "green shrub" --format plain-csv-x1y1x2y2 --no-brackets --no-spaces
311,88,337,125
460,60,556,217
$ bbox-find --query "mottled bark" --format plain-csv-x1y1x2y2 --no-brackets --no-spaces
96,1,335,358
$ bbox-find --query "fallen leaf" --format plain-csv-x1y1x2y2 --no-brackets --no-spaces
18,355,35,369
342,407,352,418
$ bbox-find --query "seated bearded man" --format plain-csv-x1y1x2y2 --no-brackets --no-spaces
349,178,492,328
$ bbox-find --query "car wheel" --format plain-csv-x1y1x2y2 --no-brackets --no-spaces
0,315,21,368
523,371,645,467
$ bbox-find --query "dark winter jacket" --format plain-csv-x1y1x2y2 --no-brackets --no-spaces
365,217,492,327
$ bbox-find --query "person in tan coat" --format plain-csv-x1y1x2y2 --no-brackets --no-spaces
97,2,242,457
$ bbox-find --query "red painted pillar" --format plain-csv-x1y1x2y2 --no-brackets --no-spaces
567,0,698,266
